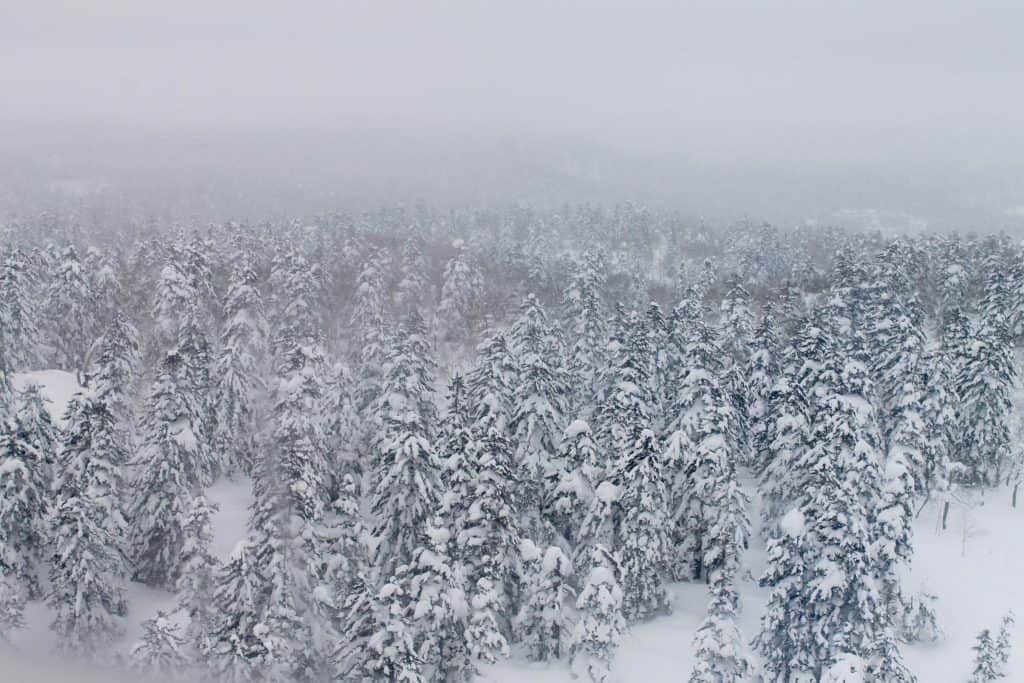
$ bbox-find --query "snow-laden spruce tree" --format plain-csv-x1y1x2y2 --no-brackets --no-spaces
643,302,674,427
176,301,216,483
49,394,128,657
450,426,519,665
918,346,959,501
84,246,123,333
719,278,754,450
370,316,442,573
213,253,267,475
130,350,212,589
350,250,390,414
176,494,220,654
153,238,214,356
956,314,1016,487
395,236,432,317
616,428,672,621
548,418,603,549
0,246,40,372
322,360,361,488
204,541,269,682
664,320,738,581
562,250,608,414
689,472,754,683
89,311,141,436
45,243,95,370
969,625,1008,682
465,329,517,438
509,293,569,541
394,518,473,682
0,577,25,644
570,544,627,683
436,247,484,344
0,386,56,600
594,308,651,464
516,542,575,662
758,315,818,535
747,305,780,475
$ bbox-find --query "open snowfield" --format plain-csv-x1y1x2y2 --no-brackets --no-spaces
7,372,1023,681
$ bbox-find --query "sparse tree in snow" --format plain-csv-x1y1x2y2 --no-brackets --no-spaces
131,612,190,678
0,577,25,644
970,628,1004,682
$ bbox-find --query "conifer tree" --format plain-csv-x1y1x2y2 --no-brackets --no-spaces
450,426,520,663
45,243,95,370
509,294,569,541
399,519,473,682
971,629,1003,682
177,495,220,653
562,251,608,413
437,248,484,344
130,351,211,588
351,251,390,413
465,330,517,438
395,236,431,317
616,428,672,621
570,544,626,683
49,397,129,657
689,466,754,683
548,419,603,548
371,318,441,572
205,541,269,682
213,254,267,475
956,320,1015,487
0,246,40,372
89,312,141,434
0,578,25,644
747,305,780,474
516,543,575,662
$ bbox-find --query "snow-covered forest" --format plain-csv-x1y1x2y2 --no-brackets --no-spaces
0,210,1022,681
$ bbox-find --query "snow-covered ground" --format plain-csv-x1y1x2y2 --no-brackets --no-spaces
8,371,1024,680
488,492,1023,682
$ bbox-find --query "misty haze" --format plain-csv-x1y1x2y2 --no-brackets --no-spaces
1,2,1024,682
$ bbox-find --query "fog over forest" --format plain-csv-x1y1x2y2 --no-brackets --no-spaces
3,1,1024,229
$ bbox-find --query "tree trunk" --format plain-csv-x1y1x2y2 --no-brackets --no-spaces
942,501,951,531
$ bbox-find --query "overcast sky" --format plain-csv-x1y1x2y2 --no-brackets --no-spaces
3,1,1023,224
